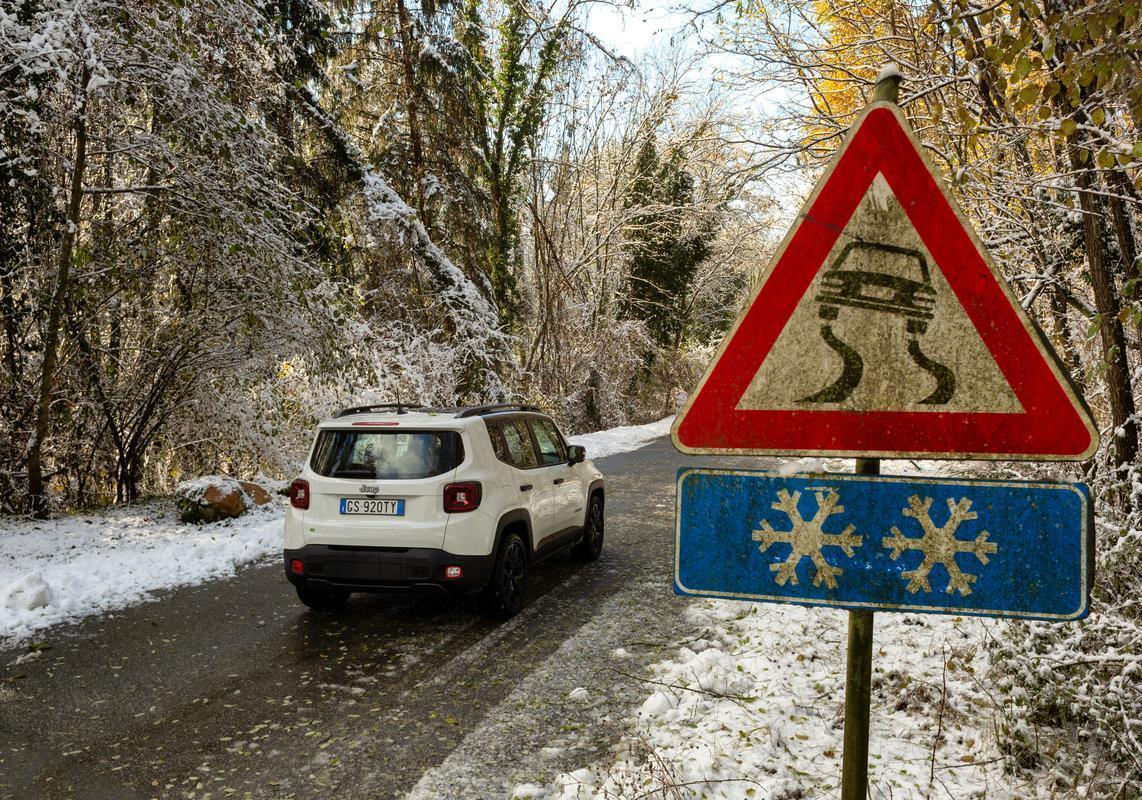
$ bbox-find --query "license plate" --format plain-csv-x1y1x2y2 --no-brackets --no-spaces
339,498,405,516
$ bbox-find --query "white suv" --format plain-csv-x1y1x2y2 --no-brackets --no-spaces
283,403,605,617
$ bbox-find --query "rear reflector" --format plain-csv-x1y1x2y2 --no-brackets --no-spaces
289,479,310,510
443,481,481,513
290,559,304,575
444,566,462,579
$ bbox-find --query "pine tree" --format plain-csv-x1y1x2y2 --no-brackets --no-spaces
621,137,714,350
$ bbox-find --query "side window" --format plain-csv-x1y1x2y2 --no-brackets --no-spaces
545,420,570,458
500,420,538,469
531,419,567,466
487,422,511,464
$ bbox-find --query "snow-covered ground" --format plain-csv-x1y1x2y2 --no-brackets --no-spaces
0,416,675,644
535,601,1022,800
0,502,284,643
522,454,1029,800
568,416,674,460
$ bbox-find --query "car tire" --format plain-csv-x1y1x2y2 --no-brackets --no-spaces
572,494,604,562
296,585,349,612
481,531,528,618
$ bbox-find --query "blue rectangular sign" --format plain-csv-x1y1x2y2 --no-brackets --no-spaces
675,469,1092,621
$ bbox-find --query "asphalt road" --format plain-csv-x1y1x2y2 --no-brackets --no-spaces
0,438,774,800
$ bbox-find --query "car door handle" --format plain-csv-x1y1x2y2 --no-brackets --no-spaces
553,478,565,485
520,484,533,492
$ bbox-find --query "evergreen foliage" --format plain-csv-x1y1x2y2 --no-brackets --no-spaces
621,137,716,350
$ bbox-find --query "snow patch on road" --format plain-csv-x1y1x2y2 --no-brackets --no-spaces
0,502,283,643
568,416,674,460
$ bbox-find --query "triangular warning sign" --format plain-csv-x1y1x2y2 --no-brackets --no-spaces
672,102,1098,460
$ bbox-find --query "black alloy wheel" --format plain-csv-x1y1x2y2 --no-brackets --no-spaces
572,494,604,562
482,532,528,618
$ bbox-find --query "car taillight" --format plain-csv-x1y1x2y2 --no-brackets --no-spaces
289,479,310,510
443,481,481,513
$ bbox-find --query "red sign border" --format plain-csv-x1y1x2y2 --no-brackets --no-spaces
672,102,1098,460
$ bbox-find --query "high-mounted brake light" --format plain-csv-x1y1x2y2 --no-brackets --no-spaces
289,478,310,510
443,482,481,513
351,421,400,426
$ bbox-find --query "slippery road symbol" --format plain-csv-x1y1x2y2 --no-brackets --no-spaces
798,241,956,405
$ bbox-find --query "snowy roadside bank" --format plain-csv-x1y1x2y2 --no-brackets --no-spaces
0,416,676,645
537,601,1021,800
568,417,675,460
0,502,285,643
528,453,1033,800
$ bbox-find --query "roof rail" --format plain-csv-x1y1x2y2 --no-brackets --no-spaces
456,403,543,418
336,403,425,417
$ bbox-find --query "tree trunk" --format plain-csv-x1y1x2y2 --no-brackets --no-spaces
1068,142,1138,485
584,367,602,431
0,221,21,383
395,0,428,225
487,179,519,329
27,77,87,517
1104,168,1141,348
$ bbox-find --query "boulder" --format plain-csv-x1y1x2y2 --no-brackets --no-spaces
239,481,272,507
176,476,271,524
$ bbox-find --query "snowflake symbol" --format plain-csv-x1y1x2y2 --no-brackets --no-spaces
752,488,862,589
882,495,998,596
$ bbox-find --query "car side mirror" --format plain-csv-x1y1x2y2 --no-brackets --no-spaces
567,445,585,465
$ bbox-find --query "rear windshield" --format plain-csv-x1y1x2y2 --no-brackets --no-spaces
310,430,464,480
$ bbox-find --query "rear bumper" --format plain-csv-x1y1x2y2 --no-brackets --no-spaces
283,545,494,597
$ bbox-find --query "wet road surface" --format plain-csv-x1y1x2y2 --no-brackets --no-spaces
0,439,774,799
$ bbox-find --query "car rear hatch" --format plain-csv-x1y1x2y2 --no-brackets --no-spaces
303,427,465,549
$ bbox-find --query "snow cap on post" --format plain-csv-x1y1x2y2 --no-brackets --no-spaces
874,63,902,103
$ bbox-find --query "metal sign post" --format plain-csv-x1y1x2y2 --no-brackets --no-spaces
841,457,878,800
844,76,898,800
840,70,898,800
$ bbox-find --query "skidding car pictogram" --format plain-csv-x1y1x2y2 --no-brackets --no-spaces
800,241,956,405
